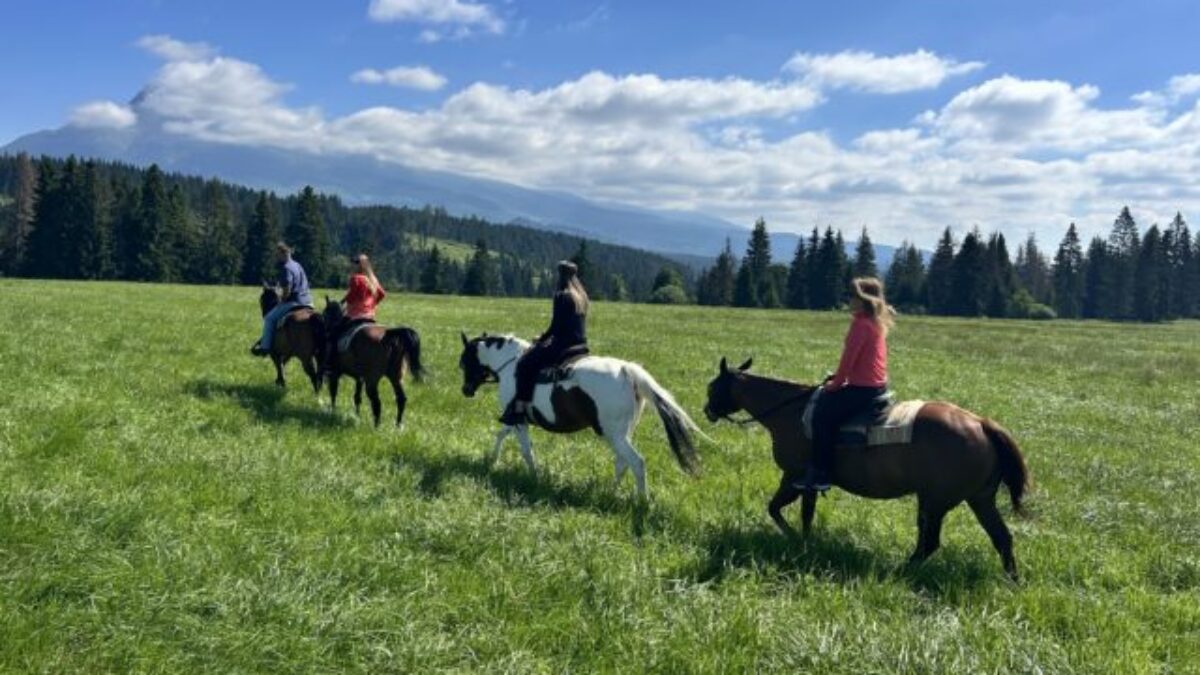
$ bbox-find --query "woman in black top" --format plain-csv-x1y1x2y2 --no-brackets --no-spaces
500,261,590,425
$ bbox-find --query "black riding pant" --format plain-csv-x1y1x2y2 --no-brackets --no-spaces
515,341,587,402
811,385,887,472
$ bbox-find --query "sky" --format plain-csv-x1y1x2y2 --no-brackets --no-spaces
3,0,1200,248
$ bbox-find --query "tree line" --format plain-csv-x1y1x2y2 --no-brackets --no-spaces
692,210,1199,322
0,154,688,301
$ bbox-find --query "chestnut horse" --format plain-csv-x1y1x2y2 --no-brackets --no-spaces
258,284,324,393
322,297,424,427
703,358,1030,580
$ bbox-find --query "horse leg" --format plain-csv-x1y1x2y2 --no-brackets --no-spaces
515,425,537,473
606,433,647,499
768,476,803,538
389,374,407,428
365,378,383,427
353,379,363,418
968,493,1019,581
301,354,321,395
613,453,628,485
489,426,513,465
910,498,950,564
272,354,285,388
800,490,818,536
328,372,339,412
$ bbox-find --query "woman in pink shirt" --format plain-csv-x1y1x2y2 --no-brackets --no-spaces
800,277,895,492
324,253,387,373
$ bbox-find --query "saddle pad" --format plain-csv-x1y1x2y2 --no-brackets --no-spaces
274,305,314,329
337,322,377,353
534,351,592,384
803,390,924,447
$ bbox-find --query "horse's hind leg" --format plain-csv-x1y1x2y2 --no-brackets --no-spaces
968,493,1018,581
800,491,817,536
389,375,407,428
515,425,537,473
606,433,647,499
365,378,383,427
327,373,340,412
489,426,513,465
768,476,803,538
910,497,949,564
353,379,363,417
301,355,321,395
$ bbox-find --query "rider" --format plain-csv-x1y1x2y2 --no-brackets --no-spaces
499,260,590,425
324,253,386,372
251,242,314,357
800,277,894,491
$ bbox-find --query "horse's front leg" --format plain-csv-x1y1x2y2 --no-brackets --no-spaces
489,426,513,465
327,372,340,412
353,379,363,418
270,354,286,388
768,476,803,538
801,490,818,536
515,425,537,473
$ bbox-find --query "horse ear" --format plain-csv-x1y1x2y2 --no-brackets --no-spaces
261,280,270,289
738,357,753,371
460,331,469,347
719,357,728,373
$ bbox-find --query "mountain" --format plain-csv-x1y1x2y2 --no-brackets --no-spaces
2,120,912,270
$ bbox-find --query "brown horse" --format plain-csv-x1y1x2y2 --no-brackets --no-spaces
703,358,1030,580
258,284,324,393
322,297,424,427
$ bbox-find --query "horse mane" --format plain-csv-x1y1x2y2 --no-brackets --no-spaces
739,370,817,395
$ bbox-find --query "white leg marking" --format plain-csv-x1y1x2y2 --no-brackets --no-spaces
490,426,512,465
516,425,537,473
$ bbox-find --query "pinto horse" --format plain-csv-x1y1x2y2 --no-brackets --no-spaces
258,284,324,393
703,358,1030,580
322,298,424,427
458,333,703,498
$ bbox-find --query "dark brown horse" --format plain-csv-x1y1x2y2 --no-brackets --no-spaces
322,297,424,427
703,358,1030,580
258,284,324,392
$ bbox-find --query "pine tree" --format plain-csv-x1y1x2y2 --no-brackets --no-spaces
76,160,111,280
419,245,445,294
699,239,736,306
925,228,956,315
1134,225,1167,322
786,238,808,309
1052,223,1084,319
199,179,242,284
1107,206,1139,320
166,183,193,283
806,227,843,310
606,273,629,302
1,152,36,275
885,242,925,309
1016,233,1052,305
733,257,757,307
986,232,1015,317
951,228,988,316
24,157,64,278
570,240,596,291
242,191,281,284
1082,236,1111,319
288,186,331,285
1165,213,1194,318
462,239,500,296
834,229,851,304
852,227,877,278
127,164,174,281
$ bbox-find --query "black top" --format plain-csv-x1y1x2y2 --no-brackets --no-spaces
540,291,587,347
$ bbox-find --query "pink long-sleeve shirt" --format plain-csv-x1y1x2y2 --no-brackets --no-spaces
826,312,888,391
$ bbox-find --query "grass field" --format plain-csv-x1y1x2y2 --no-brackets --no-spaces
1,279,1198,673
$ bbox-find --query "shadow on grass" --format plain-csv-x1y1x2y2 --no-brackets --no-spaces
185,378,352,430
686,523,998,594
389,451,658,536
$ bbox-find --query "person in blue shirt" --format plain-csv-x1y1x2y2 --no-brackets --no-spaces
251,242,315,357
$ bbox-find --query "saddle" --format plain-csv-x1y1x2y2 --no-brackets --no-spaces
802,389,926,447
274,305,315,330
336,320,377,353
534,348,591,385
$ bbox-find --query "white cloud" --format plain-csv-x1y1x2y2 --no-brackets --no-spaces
367,0,504,34
1133,73,1200,108
136,34,215,61
784,49,984,94
352,66,447,91
70,100,138,129
101,37,1200,248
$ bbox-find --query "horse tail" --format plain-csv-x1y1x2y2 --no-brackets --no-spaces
622,363,706,477
386,327,425,383
982,418,1030,516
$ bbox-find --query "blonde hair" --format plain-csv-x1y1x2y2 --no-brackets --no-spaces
355,253,381,295
851,277,896,334
557,262,589,315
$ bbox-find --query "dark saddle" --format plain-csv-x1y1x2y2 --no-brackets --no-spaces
274,304,315,329
835,391,895,446
534,346,591,385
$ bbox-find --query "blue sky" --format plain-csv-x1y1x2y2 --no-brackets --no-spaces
3,0,1200,246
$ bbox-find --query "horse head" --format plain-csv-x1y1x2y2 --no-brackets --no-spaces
457,332,527,398
258,282,280,316
322,295,344,324
703,356,753,422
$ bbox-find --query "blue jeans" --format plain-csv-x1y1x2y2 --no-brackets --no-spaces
259,301,302,350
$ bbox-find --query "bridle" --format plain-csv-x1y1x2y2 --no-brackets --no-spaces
469,353,519,388
720,390,813,427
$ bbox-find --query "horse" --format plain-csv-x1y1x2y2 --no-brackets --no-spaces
257,283,324,393
702,358,1030,580
458,332,704,498
321,297,424,427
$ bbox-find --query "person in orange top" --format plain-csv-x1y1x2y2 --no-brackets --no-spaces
324,253,387,372
799,277,895,492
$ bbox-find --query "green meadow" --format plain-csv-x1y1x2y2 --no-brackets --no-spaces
0,279,1197,673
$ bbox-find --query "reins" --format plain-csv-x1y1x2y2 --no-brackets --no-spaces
724,390,813,427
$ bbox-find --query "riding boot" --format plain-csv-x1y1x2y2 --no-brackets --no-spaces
499,399,529,426
250,340,269,357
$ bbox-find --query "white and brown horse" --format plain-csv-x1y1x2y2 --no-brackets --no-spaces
458,333,704,498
